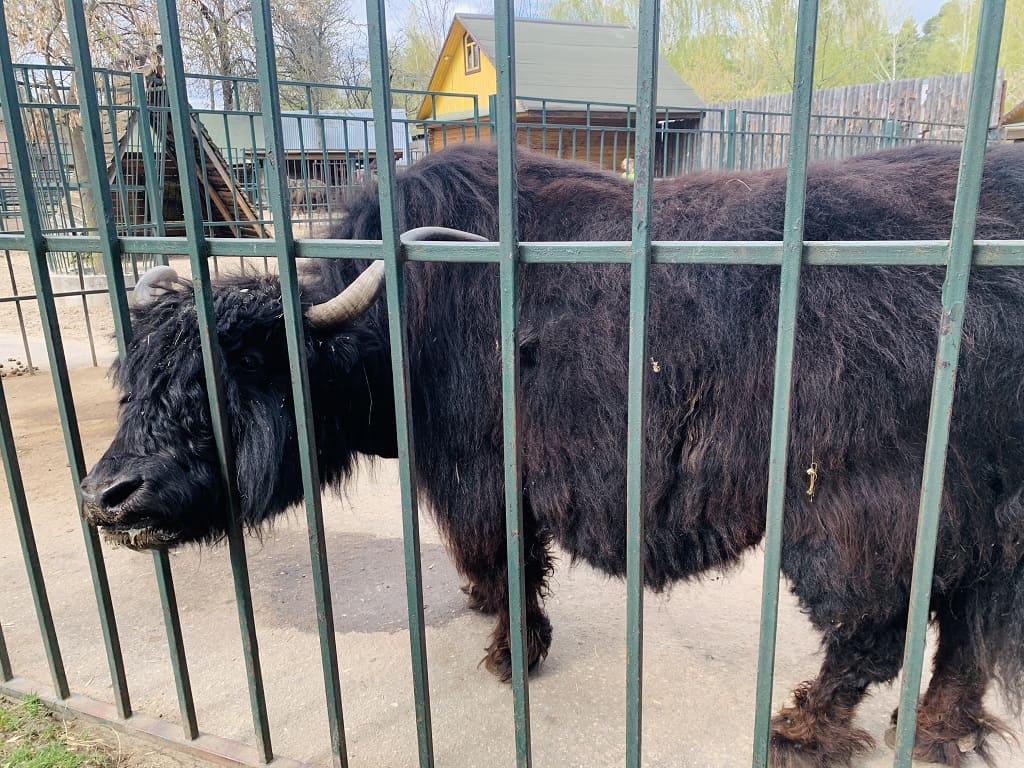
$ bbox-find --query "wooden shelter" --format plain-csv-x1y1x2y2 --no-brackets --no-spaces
108,62,265,238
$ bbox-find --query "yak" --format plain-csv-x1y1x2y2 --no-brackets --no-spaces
81,142,1024,767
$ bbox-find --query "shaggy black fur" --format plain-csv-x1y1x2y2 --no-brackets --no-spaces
81,142,1024,766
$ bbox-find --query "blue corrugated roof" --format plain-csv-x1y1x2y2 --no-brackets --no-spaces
281,110,408,152
198,109,408,155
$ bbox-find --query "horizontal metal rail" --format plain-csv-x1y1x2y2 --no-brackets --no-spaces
1,234,1022,265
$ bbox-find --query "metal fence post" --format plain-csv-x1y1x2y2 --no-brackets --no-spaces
250,3,349,765
751,0,820,764
489,94,498,144
626,1,661,765
156,0,274,758
892,2,1007,765
0,0,133,720
725,108,738,171
883,117,897,148
365,1,437,766
493,3,533,766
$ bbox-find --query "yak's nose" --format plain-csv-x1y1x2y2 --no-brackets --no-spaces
80,474,143,514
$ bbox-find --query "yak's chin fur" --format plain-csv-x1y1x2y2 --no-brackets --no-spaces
83,141,1024,766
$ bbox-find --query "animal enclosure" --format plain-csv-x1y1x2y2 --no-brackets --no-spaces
2,2,1024,768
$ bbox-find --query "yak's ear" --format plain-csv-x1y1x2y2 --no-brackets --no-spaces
400,226,489,243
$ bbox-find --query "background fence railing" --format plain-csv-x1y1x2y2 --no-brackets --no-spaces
0,60,983,370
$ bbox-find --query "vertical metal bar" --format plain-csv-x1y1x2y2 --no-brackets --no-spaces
739,111,748,170
64,2,198,738
0,2,133,720
0,614,10,681
2,238,34,372
101,74,132,233
626,3,660,766
893,3,1006,766
0,375,69,698
493,3,532,766
131,74,168,245
63,0,131,353
156,1,274,760
38,90,79,234
725,109,737,171
364,2,435,767
249,4,348,767
750,1,819,766
152,550,199,739
219,113,242,245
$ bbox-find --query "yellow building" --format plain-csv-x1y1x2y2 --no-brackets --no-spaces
415,14,705,174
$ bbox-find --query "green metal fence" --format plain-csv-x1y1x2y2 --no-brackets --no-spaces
1,1,1023,767
0,54,971,372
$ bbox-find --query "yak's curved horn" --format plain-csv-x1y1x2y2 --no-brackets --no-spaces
133,265,180,306
400,226,489,244
306,227,489,329
306,260,386,328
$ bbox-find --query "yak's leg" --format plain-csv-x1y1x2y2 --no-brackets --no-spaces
886,601,1010,767
770,622,905,768
448,507,554,682
460,581,502,615
481,523,554,682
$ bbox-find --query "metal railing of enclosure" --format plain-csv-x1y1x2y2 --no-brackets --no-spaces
0,61,976,244
0,55,976,370
0,1,1022,768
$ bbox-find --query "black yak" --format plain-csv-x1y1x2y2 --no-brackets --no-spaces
81,142,1024,766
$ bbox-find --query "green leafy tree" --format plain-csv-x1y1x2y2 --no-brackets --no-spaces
1002,1,1024,106
547,0,904,101
911,0,1023,111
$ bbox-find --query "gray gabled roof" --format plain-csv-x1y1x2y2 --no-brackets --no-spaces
457,14,704,111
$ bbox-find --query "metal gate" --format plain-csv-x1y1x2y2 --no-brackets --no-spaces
0,1,1021,767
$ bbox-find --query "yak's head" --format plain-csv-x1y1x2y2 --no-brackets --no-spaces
79,228,483,550
78,256,395,550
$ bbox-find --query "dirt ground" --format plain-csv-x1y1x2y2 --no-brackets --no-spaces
0,250,1020,767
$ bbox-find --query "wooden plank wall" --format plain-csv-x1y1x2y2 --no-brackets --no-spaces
697,72,1005,171
708,72,1003,137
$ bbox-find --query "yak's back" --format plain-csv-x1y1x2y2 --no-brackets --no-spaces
331,142,1024,246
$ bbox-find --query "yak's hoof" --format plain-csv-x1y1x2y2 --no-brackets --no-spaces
885,708,1008,767
461,582,501,615
482,613,552,682
769,707,874,768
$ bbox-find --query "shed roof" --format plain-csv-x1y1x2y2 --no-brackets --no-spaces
450,14,703,111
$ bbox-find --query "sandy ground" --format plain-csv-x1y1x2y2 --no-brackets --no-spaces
0,250,1020,767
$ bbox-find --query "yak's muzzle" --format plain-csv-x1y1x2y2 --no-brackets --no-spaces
79,468,182,550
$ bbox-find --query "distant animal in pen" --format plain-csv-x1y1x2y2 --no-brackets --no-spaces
81,142,1024,766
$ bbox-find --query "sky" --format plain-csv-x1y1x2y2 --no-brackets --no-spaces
379,1,955,34
902,0,948,23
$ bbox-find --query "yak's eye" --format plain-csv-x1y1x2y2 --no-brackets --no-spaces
238,351,264,373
